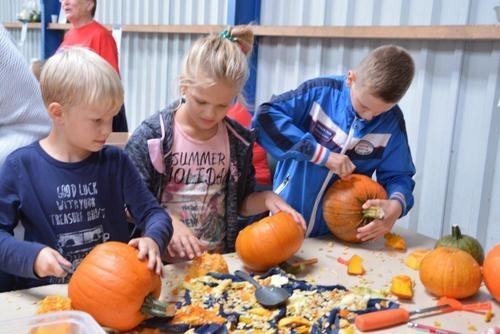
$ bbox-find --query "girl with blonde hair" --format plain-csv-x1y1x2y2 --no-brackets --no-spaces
126,26,305,261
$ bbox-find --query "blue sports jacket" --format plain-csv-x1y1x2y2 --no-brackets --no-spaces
252,76,416,237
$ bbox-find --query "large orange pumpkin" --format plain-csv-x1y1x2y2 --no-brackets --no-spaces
483,244,500,302
68,242,164,331
419,247,482,299
322,174,387,242
235,211,304,272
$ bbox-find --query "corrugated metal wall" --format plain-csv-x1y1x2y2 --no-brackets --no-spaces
94,0,227,129
257,0,500,251
1,0,41,62
1,0,498,250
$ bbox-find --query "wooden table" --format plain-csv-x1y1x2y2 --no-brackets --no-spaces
0,226,498,333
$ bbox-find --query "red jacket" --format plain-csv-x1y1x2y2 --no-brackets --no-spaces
227,104,271,186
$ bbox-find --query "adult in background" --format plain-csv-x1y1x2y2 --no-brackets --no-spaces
59,0,128,132
0,25,50,165
0,24,51,292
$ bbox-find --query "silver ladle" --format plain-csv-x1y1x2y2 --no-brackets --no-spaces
234,270,290,308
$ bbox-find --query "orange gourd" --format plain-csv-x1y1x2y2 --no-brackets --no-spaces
483,244,500,302
322,174,387,242
68,242,166,331
419,247,482,299
235,212,304,272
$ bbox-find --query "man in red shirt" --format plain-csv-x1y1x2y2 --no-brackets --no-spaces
59,0,128,132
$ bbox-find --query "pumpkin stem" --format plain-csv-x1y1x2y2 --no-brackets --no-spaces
362,206,384,220
141,294,176,318
451,224,463,239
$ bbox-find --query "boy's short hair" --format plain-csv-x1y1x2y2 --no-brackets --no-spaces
355,45,415,103
40,47,123,113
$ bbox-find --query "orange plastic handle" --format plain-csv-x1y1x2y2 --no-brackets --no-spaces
355,308,410,331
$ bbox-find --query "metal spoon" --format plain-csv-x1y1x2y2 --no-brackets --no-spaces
234,270,290,308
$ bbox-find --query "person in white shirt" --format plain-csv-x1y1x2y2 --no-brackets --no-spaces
0,24,50,166
0,24,50,291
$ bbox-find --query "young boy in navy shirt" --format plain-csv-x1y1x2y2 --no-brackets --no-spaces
0,47,172,290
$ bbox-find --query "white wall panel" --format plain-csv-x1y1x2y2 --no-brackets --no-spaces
4,28,41,62
93,0,228,131
257,0,500,251
95,0,227,25
1,0,41,62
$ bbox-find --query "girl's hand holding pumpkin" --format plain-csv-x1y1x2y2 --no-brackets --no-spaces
128,237,164,277
34,247,72,278
264,192,307,231
356,199,402,241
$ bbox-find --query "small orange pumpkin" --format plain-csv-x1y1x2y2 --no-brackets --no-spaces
483,244,500,302
419,247,482,299
68,242,164,331
235,212,304,272
322,174,387,243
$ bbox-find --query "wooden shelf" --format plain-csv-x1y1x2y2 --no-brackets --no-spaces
3,22,41,29
44,23,500,40
254,24,500,40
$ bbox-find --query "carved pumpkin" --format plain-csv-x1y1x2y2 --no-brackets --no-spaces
483,244,500,302
68,242,166,331
435,225,484,264
235,211,304,272
323,174,387,242
419,247,482,299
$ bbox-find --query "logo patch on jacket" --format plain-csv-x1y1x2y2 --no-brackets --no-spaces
354,140,374,155
347,133,392,160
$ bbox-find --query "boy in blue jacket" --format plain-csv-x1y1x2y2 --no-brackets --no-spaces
0,47,173,290
253,45,416,241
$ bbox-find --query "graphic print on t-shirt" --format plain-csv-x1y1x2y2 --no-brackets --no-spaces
162,122,229,252
48,181,109,283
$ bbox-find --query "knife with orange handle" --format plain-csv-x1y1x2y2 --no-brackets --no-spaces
355,304,449,331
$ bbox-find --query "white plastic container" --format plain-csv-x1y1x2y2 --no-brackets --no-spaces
0,310,105,334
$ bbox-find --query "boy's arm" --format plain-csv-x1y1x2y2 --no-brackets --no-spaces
251,82,331,167
122,153,173,254
0,160,45,278
375,128,416,217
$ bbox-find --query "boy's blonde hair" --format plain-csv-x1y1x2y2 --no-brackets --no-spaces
355,45,415,103
40,47,123,113
179,25,254,94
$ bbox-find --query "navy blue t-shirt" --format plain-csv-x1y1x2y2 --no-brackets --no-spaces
0,142,172,289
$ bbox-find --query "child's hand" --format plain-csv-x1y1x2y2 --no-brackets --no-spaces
34,247,72,278
325,152,356,177
264,192,307,231
167,217,205,260
129,237,164,277
356,199,403,241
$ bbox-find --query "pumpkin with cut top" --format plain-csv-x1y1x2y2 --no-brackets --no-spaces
68,242,169,331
